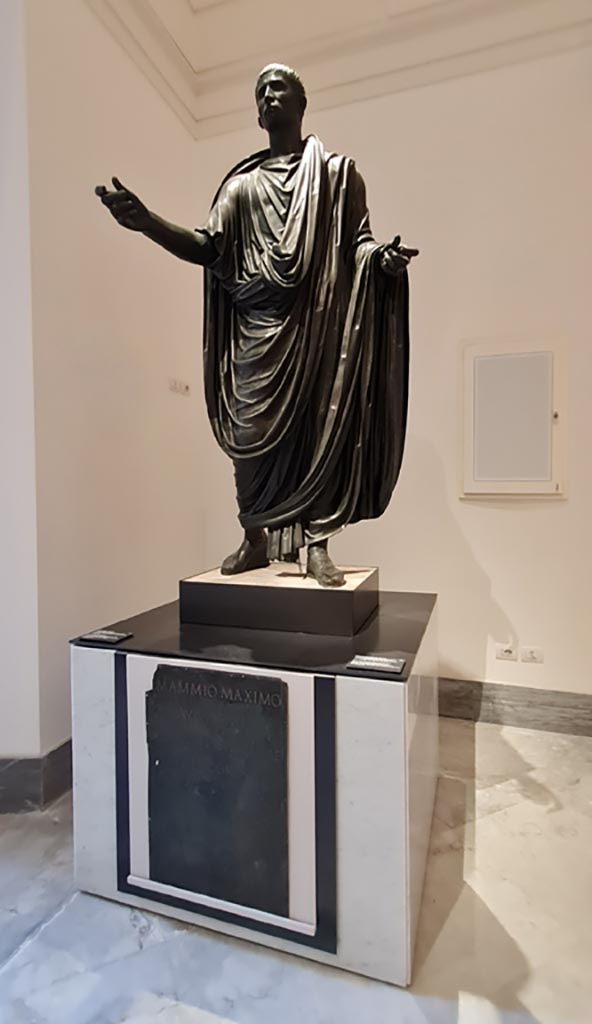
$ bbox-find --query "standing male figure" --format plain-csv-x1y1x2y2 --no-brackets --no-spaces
96,64,417,587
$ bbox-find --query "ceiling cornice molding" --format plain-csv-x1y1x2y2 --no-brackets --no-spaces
87,0,592,139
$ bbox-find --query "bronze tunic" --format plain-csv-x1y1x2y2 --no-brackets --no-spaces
202,135,409,560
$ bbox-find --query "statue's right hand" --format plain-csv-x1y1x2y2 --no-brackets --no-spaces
94,176,151,232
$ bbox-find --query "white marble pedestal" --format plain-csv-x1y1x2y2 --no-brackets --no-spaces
71,591,438,986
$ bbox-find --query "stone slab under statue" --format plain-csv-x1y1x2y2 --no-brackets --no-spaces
180,564,379,635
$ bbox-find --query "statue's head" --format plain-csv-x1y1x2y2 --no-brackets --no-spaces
255,63,307,133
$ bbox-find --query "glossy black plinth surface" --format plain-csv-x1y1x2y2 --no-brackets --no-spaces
72,591,436,683
179,566,379,636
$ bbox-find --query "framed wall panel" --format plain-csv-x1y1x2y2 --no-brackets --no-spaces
462,338,566,497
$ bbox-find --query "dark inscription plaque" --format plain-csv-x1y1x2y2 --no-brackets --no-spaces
146,665,288,916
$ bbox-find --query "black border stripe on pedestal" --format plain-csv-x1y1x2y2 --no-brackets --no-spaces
114,654,337,954
115,652,130,894
313,675,337,952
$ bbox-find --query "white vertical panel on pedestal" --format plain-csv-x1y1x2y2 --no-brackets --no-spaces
334,674,409,982
71,645,117,894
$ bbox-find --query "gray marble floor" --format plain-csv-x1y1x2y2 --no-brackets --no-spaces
1,720,591,1024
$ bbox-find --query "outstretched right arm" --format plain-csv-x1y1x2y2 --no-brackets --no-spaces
95,177,217,267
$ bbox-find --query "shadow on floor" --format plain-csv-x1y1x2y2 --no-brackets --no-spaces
410,711,561,1022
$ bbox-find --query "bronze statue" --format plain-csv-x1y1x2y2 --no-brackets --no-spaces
96,64,417,587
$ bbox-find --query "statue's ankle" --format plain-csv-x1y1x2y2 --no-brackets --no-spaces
244,528,266,547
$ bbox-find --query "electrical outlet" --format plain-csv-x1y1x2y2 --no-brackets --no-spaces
520,647,544,664
495,642,518,662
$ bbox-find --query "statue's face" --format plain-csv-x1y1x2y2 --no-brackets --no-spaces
256,70,302,132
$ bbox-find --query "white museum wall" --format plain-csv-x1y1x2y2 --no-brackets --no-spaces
24,0,206,754
190,46,592,694
0,0,41,756
10,10,590,756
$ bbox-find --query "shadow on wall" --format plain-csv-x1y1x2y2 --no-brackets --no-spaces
334,434,517,682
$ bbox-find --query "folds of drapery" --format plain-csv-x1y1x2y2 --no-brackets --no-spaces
202,135,409,560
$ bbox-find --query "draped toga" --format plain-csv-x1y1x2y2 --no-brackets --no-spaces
202,134,409,561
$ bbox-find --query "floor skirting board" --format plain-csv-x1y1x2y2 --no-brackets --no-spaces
439,678,592,737
0,740,72,813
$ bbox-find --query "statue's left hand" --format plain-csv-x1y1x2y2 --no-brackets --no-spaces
380,235,419,277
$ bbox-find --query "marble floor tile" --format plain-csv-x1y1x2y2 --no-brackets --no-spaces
4,940,179,1024
495,935,592,1024
468,801,592,940
527,761,592,820
0,795,73,968
439,719,592,786
1,721,591,1024
120,994,236,1023
498,724,592,773
435,721,592,837
0,892,182,1001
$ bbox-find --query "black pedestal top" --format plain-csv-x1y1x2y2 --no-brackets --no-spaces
71,592,436,683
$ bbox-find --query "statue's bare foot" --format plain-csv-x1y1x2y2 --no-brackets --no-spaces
221,531,269,576
306,542,345,588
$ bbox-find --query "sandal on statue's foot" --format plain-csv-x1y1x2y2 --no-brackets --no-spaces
306,543,345,588
221,533,269,576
